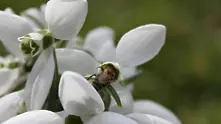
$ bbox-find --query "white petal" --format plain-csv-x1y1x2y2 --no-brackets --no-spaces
21,16,40,31
112,82,134,93
0,90,24,123
56,49,99,75
23,8,43,25
115,24,166,66
95,41,116,62
83,26,115,56
2,110,64,124
0,68,19,97
56,111,69,119
127,113,173,124
120,66,141,79
0,11,33,59
86,112,138,124
109,89,134,115
31,54,54,110
24,47,53,110
4,8,15,14
59,71,104,116
66,36,83,49
45,0,88,40
134,100,181,124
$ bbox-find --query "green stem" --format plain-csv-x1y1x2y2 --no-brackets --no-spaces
46,40,62,111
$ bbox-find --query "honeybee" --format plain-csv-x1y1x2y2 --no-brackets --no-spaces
88,62,120,91
86,62,122,108
85,62,119,90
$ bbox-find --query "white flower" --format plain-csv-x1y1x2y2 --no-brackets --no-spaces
58,71,175,124
24,0,88,110
67,24,165,79
2,110,64,124
0,90,24,123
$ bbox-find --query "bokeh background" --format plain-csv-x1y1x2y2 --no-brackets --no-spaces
1,0,221,123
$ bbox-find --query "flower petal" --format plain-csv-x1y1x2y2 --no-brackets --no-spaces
86,112,138,124
109,89,134,115
83,26,115,56
133,100,181,124
22,8,43,25
127,113,173,124
112,82,134,93
56,49,99,75
31,54,54,110
24,47,53,110
0,90,24,123
45,0,88,40
56,111,69,119
59,71,104,116
115,24,166,67
2,110,64,124
66,36,83,49
0,68,19,97
0,11,33,59
95,41,116,62
4,8,15,14
120,66,141,79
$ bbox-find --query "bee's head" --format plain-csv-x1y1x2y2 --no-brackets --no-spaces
99,62,120,81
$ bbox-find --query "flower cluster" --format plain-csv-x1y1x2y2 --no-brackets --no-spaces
0,0,181,124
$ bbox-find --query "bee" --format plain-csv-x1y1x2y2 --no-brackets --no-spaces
86,62,122,108
86,62,120,91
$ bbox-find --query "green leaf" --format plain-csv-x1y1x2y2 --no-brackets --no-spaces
105,84,122,108
99,89,111,111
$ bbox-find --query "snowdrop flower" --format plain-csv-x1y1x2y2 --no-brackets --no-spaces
60,24,166,79
56,23,166,115
0,10,52,110
133,100,182,124
58,71,133,121
58,71,174,124
86,112,173,124
2,110,64,124
0,90,24,123
24,0,88,110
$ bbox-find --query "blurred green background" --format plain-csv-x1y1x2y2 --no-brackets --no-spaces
1,0,221,123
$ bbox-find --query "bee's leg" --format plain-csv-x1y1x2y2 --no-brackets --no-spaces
85,74,96,80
